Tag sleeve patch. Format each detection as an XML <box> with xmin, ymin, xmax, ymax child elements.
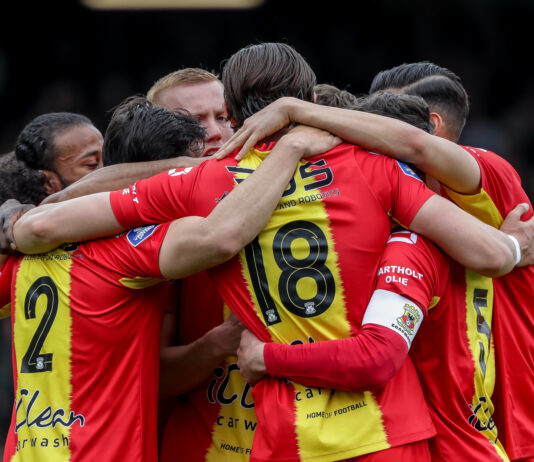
<box><xmin>126</xmin><ymin>225</ymin><xmax>159</xmax><ymax>247</ymax></box>
<box><xmin>362</xmin><ymin>289</ymin><xmax>424</xmax><ymax>348</ymax></box>
<box><xmin>396</xmin><ymin>161</ymin><xmax>423</xmax><ymax>182</ymax></box>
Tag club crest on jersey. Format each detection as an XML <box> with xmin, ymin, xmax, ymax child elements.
<box><xmin>396</xmin><ymin>161</ymin><xmax>422</xmax><ymax>182</ymax></box>
<box><xmin>304</xmin><ymin>301</ymin><xmax>317</xmax><ymax>315</ymax></box>
<box><xmin>265</xmin><ymin>309</ymin><xmax>278</xmax><ymax>323</ymax></box>
<box><xmin>396</xmin><ymin>304</ymin><xmax>421</xmax><ymax>335</ymax></box>
<box><xmin>126</xmin><ymin>225</ymin><xmax>159</xmax><ymax>247</ymax></box>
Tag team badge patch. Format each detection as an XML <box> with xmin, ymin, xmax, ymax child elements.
<box><xmin>126</xmin><ymin>225</ymin><xmax>159</xmax><ymax>247</ymax></box>
<box><xmin>396</xmin><ymin>161</ymin><xmax>422</xmax><ymax>182</ymax></box>
<box><xmin>396</xmin><ymin>304</ymin><xmax>422</xmax><ymax>336</ymax></box>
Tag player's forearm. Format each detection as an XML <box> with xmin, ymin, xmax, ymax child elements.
<box><xmin>263</xmin><ymin>324</ymin><xmax>408</xmax><ymax>392</ymax></box>
<box><xmin>41</xmin><ymin>157</ymin><xmax>204</xmax><ymax>204</ymax></box>
<box><xmin>159</xmin><ymin>330</ymin><xmax>230</xmax><ymax>397</ymax></box>
<box><xmin>285</xmin><ymin>98</ymin><xmax>481</xmax><ymax>194</ymax></box>
<box><xmin>409</xmin><ymin>195</ymin><xmax>516</xmax><ymax>277</ymax></box>
<box><xmin>13</xmin><ymin>192</ymin><xmax>124</xmax><ymax>254</ymax></box>
<box><xmin>206</xmin><ymin>139</ymin><xmax>302</xmax><ymax>252</ymax></box>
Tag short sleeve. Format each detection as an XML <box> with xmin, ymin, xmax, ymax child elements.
<box><xmin>94</xmin><ymin>222</ymin><xmax>172</xmax><ymax>281</ymax></box>
<box><xmin>110</xmin><ymin>165</ymin><xmax>200</xmax><ymax>229</ymax></box>
<box><xmin>374</xmin><ymin>228</ymin><xmax>449</xmax><ymax>315</ymax></box>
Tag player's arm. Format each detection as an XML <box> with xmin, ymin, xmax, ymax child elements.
<box><xmin>159</xmin><ymin>312</ymin><xmax>244</xmax><ymax>397</ymax></box>
<box><xmin>238</xmin><ymin>322</ymin><xmax>409</xmax><ymax>390</ymax></box>
<box><xmin>216</xmin><ymin>96</ymin><xmax>481</xmax><ymax>194</ymax></box>
<box><xmin>41</xmin><ymin>156</ymin><xmax>205</xmax><ymax>204</ymax></box>
<box><xmin>13</xmin><ymin>127</ymin><xmax>339</xmax><ymax>256</ymax></box>
<box><xmin>237</xmin><ymin>232</ymin><xmax>445</xmax><ymax>389</ymax></box>
<box><xmin>12</xmin><ymin>192</ymin><xmax>123</xmax><ymax>254</ymax></box>
<box><xmin>158</xmin><ymin>128</ymin><xmax>340</xmax><ymax>279</ymax></box>
<box><xmin>3</xmin><ymin>157</ymin><xmax>206</xmax><ymax>253</ymax></box>
<box><xmin>408</xmin><ymin>196</ymin><xmax>532</xmax><ymax>276</ymax></box>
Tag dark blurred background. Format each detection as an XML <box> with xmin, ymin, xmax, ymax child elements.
<box><xmin>1</xmin><ymin>0</ymin><xmax>533</xmax><ymax>452</ymax></box>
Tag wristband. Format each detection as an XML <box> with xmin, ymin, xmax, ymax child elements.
<box><xmin>507</xmin><ymin>234</ymin><xmax>521</xmax><ymax>266</ymax></box>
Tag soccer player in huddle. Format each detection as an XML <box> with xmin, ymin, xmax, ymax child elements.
<box><xmin>0</xmin><ymin>97</ymin><xmax>336</xmax><ymax>462</ymax></box>
<box><xmin>370</xmin><ymin>63</ymin><xmax>534</xmax><ymax>462</ymax></box>
<box><xmin>147</xmin><ymin>68</ymin><xmax>255</xmax><ymax>461</ymax></box>
<box><xmin>8</xmin><ymin>43</ymin><xmax>530</xmax><ymax>461</ymax></box>
<box><xmin>222</xmin><ymin>61</ymin><xmax>534</xmax><ymax>460</ymax></box>
<box><xmin>224</xmin><ymin>90</ymin><xmax>529</xmax><ymax>461</ymax></box>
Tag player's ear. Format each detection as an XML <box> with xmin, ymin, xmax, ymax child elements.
<box><xmin>313</xmin><ymin>92</ymin><xmax>317</xmax><ymax>103</ymax></box>
<box><xmin>429</xmin><ymin>112</ymin><xmax>444</xmax><ymax>137</ymax></box>
<box><xmin>40</xmin><ymin>170</ymin><xmax>62</xmax><ymax>195</ymax></box>
<box><xmin>223</xmin><ymin>102</ymin><xmax>238</xmax><ymax>131</ymax></box>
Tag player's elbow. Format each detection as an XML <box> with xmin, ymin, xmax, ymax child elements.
<box><xmin>475</xmin><ymin>247</ymin><xmax>514</xmax><ymax>277</ymax></box>
<box><xmin>14</xmin><ymin>214</ymin><xmax>59</xmax><ymax>253</ymax></box>
<box><xmin>346</xmin><ymin>355</ymin><xmax>401</xmax><ymax>392</ymax></box>
<box><xmin>214</xmin><ymin>220</ymin><xmax>253</xmax><ymax>258</ymax></box>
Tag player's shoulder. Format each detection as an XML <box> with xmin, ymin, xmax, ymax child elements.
<box><xmin>461</xmin><ymin>144</ymin><xmax>516</xmax><ymax>171</ymax></box>
<box><xmin>461</xmin><ymin>144</ymin><xmax>523</xmax><ymax>187</ymax></box>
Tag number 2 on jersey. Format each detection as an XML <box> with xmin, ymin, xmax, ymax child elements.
<box><xmin>21</xmin><ymin>276</ymin><xmax>58</xmax><ymax>373</ymax></box>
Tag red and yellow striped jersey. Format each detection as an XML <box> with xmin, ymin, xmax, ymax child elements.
<box><xmin>0</xmin><ymin>224</ymin><xmax>174</xmax><ymax>462</ymax></box>
<box><xmin>110</xmin><ymin>143</ymin><xmax>436</xmax><ymax>461</ymax></box>
<box><xmin>376</xmin><ymin>230</ymin><xmax>509</xmax><ymax>461</ymax></box>
<box><xmin>442</xmin><ymin>146</ymin><xmax>534</xmax><ymax>460</ymax></box>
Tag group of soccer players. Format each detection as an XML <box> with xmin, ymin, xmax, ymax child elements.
<box><xmin>1</xmin><ymin>41</ymin><xmax>533</xmax><ymax>462</ymax></box>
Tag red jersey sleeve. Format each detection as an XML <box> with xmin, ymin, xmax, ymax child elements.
<box><xmin>374</xmin><ymin>228</ymin><xmax>449</xmax><ymax>314</ymax></box>
<box><xmin>110</xmin><ymin>165</ymin><xmax>200</xmax><ymax>229</ymax></box>
<box><xmin>355</xmin><ymin>151</ymin><xmax>436</xmax><ymax>228</ymax></box>
<box><xmin>92</xmin><ymin>222</ymin><xmax>172</xmax><ymax>280</ymax></box>
<box><xmin>264</xmin><ymin>324</ymin><xmax>408</xmax><ymax>392</ymax></box>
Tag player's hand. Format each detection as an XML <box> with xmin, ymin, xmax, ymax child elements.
<box><xmin>237</xmin><ymin>329</ymin><xmax>267</xmax><ymax>386</ymax></box>
<box><xmin>500</xmin><ymin>202</ymin><xmax>534</xmax><ymax>267</ymax></box>
<box><xmin>0</xmin><ymin>199</ymin><xmax>35</xmax><ymax>253</ymax></box>
<box><xmin>277</xmin><ymin>125</ymin><xmax>341</xmax><ymax>159</ymax></box>
<box><xmin>215</xmin><ymin>97</ymin><xmax>296</xmax><ymax>161</ymax></box>
<box><xmin>211</xmin><ymin>312</ymin><xmax>245</xmax><ymax>358</ymax></box>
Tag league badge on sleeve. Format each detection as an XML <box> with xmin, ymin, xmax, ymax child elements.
<box><xmin>396</xmin><ymin>161</ymin><xmax>423</xmax><ymax>182</ymax></box>
<box><xmin>126</xmin><ymin>225</ymin><xmax>159</xmax><ymax>247</ymax></box>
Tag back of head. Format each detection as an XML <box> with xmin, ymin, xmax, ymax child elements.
<box><xmin>15</xmin><ymin>112</ymin><xmax>94</xmax><ymax>170</ymax></box>
<box><xmin>103</xmin><ymin>95</ymin><xmax>206</xmax><ymax>166</ymax></box>
<box><xmin>0</xmin><ymin>152</ymin><xmax>47</xmax><ymax>205</ymax></box>
<box><xmin>354</xmin><ymin>92</ymin><xmax>434</xmax><ymax>134</ymax></box>
<box><xmin>147</xmin><ymin>68</ymin><xmax>220</xmax><ymax>106</ymax></box>
<box><xmin>222</xmin><ymin>42</ymin><xmax>316</xmax><ymax>128</ymax></box>
<box><xmin>369</xmin><ymin>62</ymin><xmax>469</xmax><ymax>141</ymax></box>
<box><xmin>314</xmin><ymin>84</ymin><xmax>359</xmax><ymax>109</ymax></box>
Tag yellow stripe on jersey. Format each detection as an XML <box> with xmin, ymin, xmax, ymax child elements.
<box><xmin>294</xmin><ymin>387</ymin><xmax>389</xmax><ymax>461</ymax></box>
<box><xmin>119</xmin><ymin>276</ymin><xmax>163</xmax><ymax>289</ymax></box>
<box><xmin>207</xmin><ymin>304</ymin><xmax>256</xmax><ymax>462</ymax></box>
<box><xmin>237</xmin><ymin>150</ymin><xmax>389</xmax><ymax>459</ymax></box>
<box><xmin>12</xmin><ymin>249</ymin><xmax>74</xmax><ymax>461</ymax></box>
<box><xmin>444</xmin><ymin>187</ymin><xmax>504</xmax><ymax>228</ymax></box>
<box><xmin>464</xmin><ymin>270</ymin><xmax>507</xmax><ymax>457</ymax></box>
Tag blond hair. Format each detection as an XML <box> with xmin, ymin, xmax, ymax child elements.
<box><xmin>147</xmin><ymin>68</ymin><xmax>220</xmax><ymax>105</ymax></box>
